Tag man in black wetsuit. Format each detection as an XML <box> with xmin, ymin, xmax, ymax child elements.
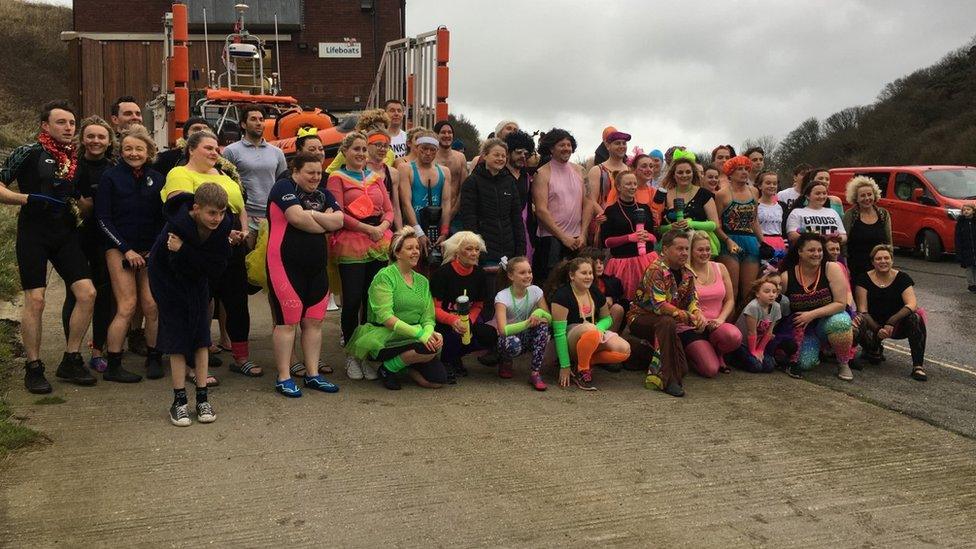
<box><xmin>0</xmin><ymin>101</ymin><xmax>98</xmax><ymax>393</ymax></box>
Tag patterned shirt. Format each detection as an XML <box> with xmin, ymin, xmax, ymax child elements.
<box><xmin>628</xmin><ymin>257</ymin><xmax>699</xmax><ymax>322</ymax></box>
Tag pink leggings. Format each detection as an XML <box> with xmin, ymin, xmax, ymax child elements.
<box><xmin>683</xmin><ymin>323</ymin><xmax>742</xmax><ymax>378</ymax></box>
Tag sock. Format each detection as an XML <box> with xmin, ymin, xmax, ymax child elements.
<box><xmin>195</xmin><ymin>387</ymin><xmax>208</xmax><ymax>404</ymax></box>
<box><xmin>173</xmin><ymin>388</ymin><xmax>188</xmax><ymax>406</ymax></box>
<box><xmin>591</xmin><ymin>350</ymin><xmax>629</xmax><ymax>365</ymax></box>
<box><xmin>382</xmin><ymin>355</ymin><xmax>407</xmax><ymax>373</ymax></box>
<box><xmin>575</xmin><ymin>330</ymin><xmax>601</xmax><ymax>373</ymax></box>
<box><xmin>230</xmin><ymin>341</ymin><xmax>249</xmax><ymax>364</ymax></box>
<box><xmin>106</xmin><ymin>351</ymin><xmax>123</xmax><ymax>368</ymax></box>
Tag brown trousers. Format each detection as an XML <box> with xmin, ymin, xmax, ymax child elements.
<box><xmin>628</xmin><ymin>313</ymin><xmax>688</xmax><ymax>386</ymax></box>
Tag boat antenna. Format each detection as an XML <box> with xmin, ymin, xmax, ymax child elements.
<box><xmin>203</xmin><ymin>7</ymin><xmax>211</xmax><ymax>88</ymax></box>
<box><xmin>274</xmin><ymin>11</ymin><xmax>282</xmax><ymax>93</ymax></box>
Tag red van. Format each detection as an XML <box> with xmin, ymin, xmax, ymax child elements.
<box><xmin>828</xmin><ymin>166</ymin><xmax>976</xmax><ymax>261</ymax></box>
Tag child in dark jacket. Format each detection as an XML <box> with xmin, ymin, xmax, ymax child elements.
<box><xmin>148</xmin><ymin>184</ymin><xmax>232</xmax><ymax>427</ymax></box>
<box><xmin>955</xmin><ymin>203</ymin><xmax>976</xmax><ymax>292</ymax></box>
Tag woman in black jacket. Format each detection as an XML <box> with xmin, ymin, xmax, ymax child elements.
<box><xmin>459</xmin><ymin>138</ymin><xmax>525</xmax><ymax>268</ymax></box>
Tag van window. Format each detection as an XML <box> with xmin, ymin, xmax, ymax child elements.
<box><xmin>925</xmin><ymin>168</ymin><xmax>976</xmax><ymax>199</ymax></box>
<box><xmin>894</xmin><ymin>173</ymin><xmax>926</xmax><ymax>201</ymax></box>
<box><xmin>854</xmin><ymin>172</ymin><xmax>890</xmax><ymax>197</ymax></box>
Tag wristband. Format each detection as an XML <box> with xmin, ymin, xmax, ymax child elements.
<box><xmin>553</xmin><ymin>320</ymin><xmax>571</xmax><ymax>369</ymax></box>
<box><xmin>419</xmin><ymin>324</ymin><xmax>435</xmax><ymax>343</ymax></box>
<box><xmin>439</xmin><ymin>225</ymin><xmax>449</xmax><ymax>237</ymax></box>
<box><xmin>393</xmin><ymin>319</ymin><xmax>423</xmax><ymax>339</ymax></box>
<box><xmin>595</xmin><ymin>315</ymin><xmax>612</xmax><ymax>333</ymax></box>
<box><xmin>530</xmin><ymin>309</ymin><xmax>552</xmax><ymax>323</ymax></box>
<box><xmin>503</xmin><ymin>318</ymin><xmax>529</xmax><ymax>336</ymax></box>
<box><xmin>413</xmin><ymin>224</ymin><xmax>424</xmax><ymax>238</ymax></box>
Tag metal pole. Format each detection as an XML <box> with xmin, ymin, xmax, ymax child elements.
<box><xmin>274</xmin><ymin>12</ymin><xmax>282</xmax><ymax>93</ymax></box>
<box><xmin>203</xmin><ymin>8</ymin><xmax>211</xmax><ymax>88</ymax></box>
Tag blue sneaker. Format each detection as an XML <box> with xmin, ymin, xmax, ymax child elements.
<box><xmin>275</xmin><ymin>378</ymin><xmax>303</xmax><ymax>398</ymax></box>
<box><xmin>304</xmin><ymin>375</ymin><xmax>339</xmax><ymax>393</ymax></box>
<box><xmin>89</xmin><ymin>356</ymin><xmax>108</xmax><ymax>373</ymax></box>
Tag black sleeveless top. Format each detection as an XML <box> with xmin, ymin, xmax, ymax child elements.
<box><xmin>784</xmin><ymin>264</ymin><xmax>834</xmax><ymax>313</ymax></box>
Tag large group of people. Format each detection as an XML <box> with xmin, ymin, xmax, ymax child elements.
<box><xmin>0</xmin><ymin>97</ymin><xmax>940</xmax><ymax>427</ymax></box>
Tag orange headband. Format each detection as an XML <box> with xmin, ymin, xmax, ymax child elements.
<box><xmin>368</xmin><ymin>133</ymin><xmax>391</xmax><ymax>145</ymax></box>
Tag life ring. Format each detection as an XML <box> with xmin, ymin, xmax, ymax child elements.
<box><xmin>271</xmin><ymin>108</ymin><xmax>334</xmax><ymax>140</ymax></box>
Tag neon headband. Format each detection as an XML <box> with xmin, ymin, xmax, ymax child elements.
<box><xmin>297</xmin><ymin>127</ymin><xmax>319</xmax><ymax>138</ymax></box>
<box><xmin>416</xmin><ymin>136</ymin><xmax>439</xmax><ymax>147</ymax></box>
<box><xmin>368</xmin><ymin>133</ymin><xmax>391</xmax><ymax>145</ymax></box>
<box><xmin>672</xmin><ymin>149</ymin><xmax>697</xmax><ymax>163</ymax></box>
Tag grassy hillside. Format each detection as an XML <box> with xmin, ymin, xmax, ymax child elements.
<box><xmin>0</xmin><ymin>0</ymin><xmax>71</xmax><ymax>148</ymax></box>
<box><xmin>775</xmin><ymin>38</ymin><xmax>976</xmax><ymax>170</ymax></box>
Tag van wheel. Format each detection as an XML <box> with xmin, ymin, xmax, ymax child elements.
<box><xmin>916</xmin><ymin>230</ymin><xmax>943</xmax><ymax>262</ymax></box>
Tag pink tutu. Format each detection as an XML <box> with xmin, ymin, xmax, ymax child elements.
<box><xmin>605</xmin><ymin>252</ymin><xmax>657</xmax><ymax>300</ymax></box>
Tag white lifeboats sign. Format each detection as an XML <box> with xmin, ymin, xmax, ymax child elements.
<box><xmin>319</xmin><ymin>42</ymin><xmax>362</xmax><ymax>58</ymax></box>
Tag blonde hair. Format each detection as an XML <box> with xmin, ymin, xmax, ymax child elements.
<box><xmin>440</xmin><ymin>231</ymin><xmax>486</xmax><ymax>265</ymax></box>
<box><xmin>845</xmin><ymin>175</ymin><xmax>881</xmax><ymax>205</ymax></box>
<box><xmin>76</xmin><ymin>115</ymin><xmax>118</xmax><ymax>158</ymax></box>
<box><xmin>479</xmin><ymin>137</ymin><xmax>507</xmax><ymax>157</ymax></box>
<box><xmin>690</xmin><ymin>230</ymin><xmax>711</xmax><ymax>249</ymax></box>
<box><xmin>407</xmin><ymin>127</ymin><xmax>431</xmax><ymax>145</ymax></box>
<box><xmin>355</xmin><ymin>109</ymin><xmax>390</xmax><ymax>133</ymax></box>
<box><xmin>119</xmin><ymin>124</ymin><xmax>158</xmax><ymax>164</ymax></box>
<box><xmin>340</xmin><ymin>131</ymin><xmax>368</xmax><ymax>152</ymax></box>
<box><xmin>389</xmin><ymin>226</ymin><xmax>418</xmax><ymax>263</ymax></box>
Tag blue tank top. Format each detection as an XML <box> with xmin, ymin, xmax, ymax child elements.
<box><xmin>410</xmin><ymin>161</ymin><xmax>444</xmax><ymax>220</ymax></box>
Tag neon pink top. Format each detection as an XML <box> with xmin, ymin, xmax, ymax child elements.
<box><xmin>537</xmin><ymin>160</ymin><xmax>583</xmax><ymax>238</ymax></box>
<box><xmin>696</xmin><ymin>262</ymin><xmax>726</xmax><ymax>320</ymax></box>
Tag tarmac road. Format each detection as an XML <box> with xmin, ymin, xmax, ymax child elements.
<box><xmin>1</xmin><ymin>262</ymin><xmax>975</xmax><ymax>547</ymax></box>
<box><xmin>802</xmin><ymin>253</ymin><xmax>976</xmax><ymax>439</ymax></box>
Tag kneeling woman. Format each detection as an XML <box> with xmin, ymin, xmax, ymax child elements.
<box><xmin>779</xmin><ymin>233</ymin><xmax>855</xmax><ymax>380</ymax></box>
<box><xmin>431</xmin><ymin>231</ymin><xmax>499</xmax><ymax>381</ymax></box>
<box><xmin>545</xmin><ymin>257</ymin><xmax>631</xmax><ymax>389</ymax></box>
<box><xmin>267</xmin><ymin>153</ymin><xmax>345</xmax><ymax>397</ymax></box>
<box><xmin>854</xmin><ymin>245</ymin><xmax>927</xmax><ymax>381</ymax></box>
<box><xmin>687</xmin><ymin>231</ymin><xmax>742</xmax><ymax>376</ymax></box>
<box><xmin>346</xmin><ymin>228</ymin><xmax>447</xmax><ymax>390</ymax></box>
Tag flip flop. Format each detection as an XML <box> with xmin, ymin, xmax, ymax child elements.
<box><xmin>186</xmin><ymin>371</ymin><xmax>220</xmax><ymax>387</ymax></box>
<box><xmin>230</xmin><ymin>360</ymin><xmax>264</xmax><ymax>377</ymax></box>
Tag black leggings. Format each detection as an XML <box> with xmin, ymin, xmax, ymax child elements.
<box><xmin>338</xmin><ymin>260</ymin><xmax>385</xmax><ymax>341</ymax></box>
<box><xmin>374</xmin><ymin>342</ymin><xmax>448</xmax><ymax>384</ymax></box>
<box><xmin>62</xmin><ymin>241</ymin><xmax>113</xmax><ymax>351</ymax></box>
<box><xmin>212</xmin><ymin>244</ymin><xmax>250</xmax><ymax>343</ymax></box>
<box><xmin>859</xmin><ymin>310</ymin><xmax>926</xmax><ymax>366</ymax></box>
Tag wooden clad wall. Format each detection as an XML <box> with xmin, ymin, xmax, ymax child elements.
<box><xmin>75</xmin><ymin>39</ymin><xmax>225</xmax><ymax>119</ymax></box>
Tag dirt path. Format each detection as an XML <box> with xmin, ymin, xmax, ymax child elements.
<box><xmin>2</xmin><ymin>282</ymin><xmax>975</xmax><ymax>547</ymax></box>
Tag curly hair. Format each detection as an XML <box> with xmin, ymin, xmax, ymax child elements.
<box><xmin>538</xmin><ymin>128</ymin><xmax>577</xmax><ymax>155</ymax></box>
<box><xmin>440</xmin><ymin>230</ymin><xmax>486</xmax><ymax>265</ymax></box>
<box><xmin>355</xmin><ymin>108</ymin><xmax>391</xmax><ymax>132</ymax></box>
<box><xmin>845</xmin><ymin>175</ymin><xmax>881</xmax><ymax>205</ymax></box>
<box><xmin>503</xmin><ymin>129</ymin><xmax>535</xmax><ymax>156</ymax></box>
<box><xmin>119</xmin><ymin>124</ymin><xmax>158</xmax><ymax>164</ymax></box>
<box><xmin>479</xmin><ymin>137</ymin><xmax>507</xmax><ymax>157</ymax></box>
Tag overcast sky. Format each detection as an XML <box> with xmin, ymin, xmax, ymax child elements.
<box><xmin>39</xmin><ymin>0</ymin><xmax>976</xmax><ymax>156</ymax></box>
<box><xmin>405</xmin><ymin>0</ymin><xmax>976</xmax><ymax>157</ymax></box>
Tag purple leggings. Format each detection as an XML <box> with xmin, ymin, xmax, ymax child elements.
<box><xmin>679</xmin><ymin>323</ymin><xmax>742</xmax><ymax>378</ymax></box>
<box><xmin>498</xmin><ymin>324</ymin><xmax>550</xmax><ymax>372</ymax></box>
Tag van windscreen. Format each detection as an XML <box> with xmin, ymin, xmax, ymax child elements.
<box><xmin>926</xmin><ymin>169</ymin><xmax>976</xmax><ymax>199</ymax></box>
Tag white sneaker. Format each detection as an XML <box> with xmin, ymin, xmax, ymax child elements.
<box><xmin>837</xmin><ymin>363</ymin><xmax>854</xmax><ymax>381</ymax></box>
<box><xmin>361</xmin><ymin>361</ymin><xmax>378</xmax><ymax>380</ymax></box>
<box><xmin>327</xmin><ymin>293</ymin><xmax>340</xmax><ymax>312</ymax></box>
<box><xmin>345</xmin><ymin>356</ymin><xmax>364</xmax><ymax>380</ymax></box>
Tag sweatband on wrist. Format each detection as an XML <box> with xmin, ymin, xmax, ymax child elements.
<box><xmin>553</xmin><ymin>320</ymin><xmax>571</xmax><ymax>369</ymax></box>
<box><xmin>393</xmin><ymin>320</ymin><xmax>423</xmax><ymax>339</ymax></box>
<box><xmin>531</xmin><ymin>309</ymin><xmax>552</xmax><ymax>322</ymax></box>
<box><xmin>503</xmin><ymin>319</ymin><xmax>529</xmax><ymax>336</ymax></box>
<box><xmin>439</xmin><ymin>225</ymin><xmax>449</xmax><ymax>237</ymax></box>
<box><xmin>419</xmin><ymin>324</ymin><xmax>435</xmax><ymax>343</ymax></box>
<box><xmin>595</xmin><ymin>316</ymin><xmax>612</xmax><ymax>333</ymax></box>
<box><xmin>413</xmin><ymin>224</ymin><xmax>424</xmax><ymax>238</ymax></box>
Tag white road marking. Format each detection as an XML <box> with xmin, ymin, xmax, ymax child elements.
<box><xmin>883</xmin><ymin>342</ymin><xmax>976</xmax><ymax>377</ymax></box>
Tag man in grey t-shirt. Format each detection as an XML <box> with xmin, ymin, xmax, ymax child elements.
<box><xmin>222</xmin><ymin>104</ymin><xmax>288</xmax><ymax>247</ymax></box>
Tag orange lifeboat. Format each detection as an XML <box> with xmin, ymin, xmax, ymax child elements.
<box><xmin>263</xmin><ymin>107</ymin><xmax>335</xmax><ymax>140</ymax></box>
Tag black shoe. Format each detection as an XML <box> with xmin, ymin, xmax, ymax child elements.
<box><xmin>127</xmin><ymin>328</ymin><xmax>148</xmax><ymax>356</ymax></box>
<box><xmin>208</xmin><ymin>354</ymin><xmax>223</xmax><ymax>369</ymax></box>
<box><xmin>377</xmin><ymin>365</ymin><xmax>401</xmax><ymax>390</ymax></box>
<box><xmin>663</xmin><ymin>379</ymin><xmax>685</xmax><ymax>397</ymax></box>
<box><xmin>56</xmin><ymin>352</ymin><xmax>97</xmax><ymax>386</ymax></box>
<box><xmin>476</xmin><ymin>351</ymin><xmax>500</xmax><ymax>366</ymax></box>
<box><xmin>104</xmin><ymin>354</ymin><xmax>142</xmax><ymax>383</ymax></box>
<box><xmin>849</xmin><ymin>357</ymin><xmax>863</xmax><ymax>371</ymax></box>
<box><xmin>452</xmin><ymin>359</ymin><xmax>469</xmax><ymax>377</ymax></box>
<box><xmin>145</xmin><ymin>351</ymin><xmax>164</xmax><ymax>380</ymax></box>
<box><xmin>787</xmin><ymin>363</ymin><xmax>803</xmax><ymax>379</ymax></box>
<box><xmin>24</xmin><ymin>360</ymin><xmax>52</xmax><ymax>394</ymax></box>
<box><xmin>968</xmin><ymin>285</ymin><xmax>976</xmax><ymax>293</ymax></box>
<box><xmin>444</xmin><ymin>366</ymin><xmax>458</xmax><ymax>385</ymax></box>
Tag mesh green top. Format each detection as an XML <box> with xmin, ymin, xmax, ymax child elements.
<box><xmin>346</xmin><ymin>263</ymin><xmax>435</xmax><ymax>360</ymax></box>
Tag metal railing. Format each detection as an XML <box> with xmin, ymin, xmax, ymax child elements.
<box><xmin>366</xmin><ymin>28</ymin><xmax>449</xmax><ymax>130</ymax></box>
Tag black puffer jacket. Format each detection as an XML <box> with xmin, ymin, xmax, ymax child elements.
<box><xmin>459</xmin><ymin>163</ymin><xmax>526</xmax><ymax>262</ymax></box>
<box><xmin>956</xmin><ymin>216</ymin><xmax>976</xmax><ymax>268</ymax></box>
